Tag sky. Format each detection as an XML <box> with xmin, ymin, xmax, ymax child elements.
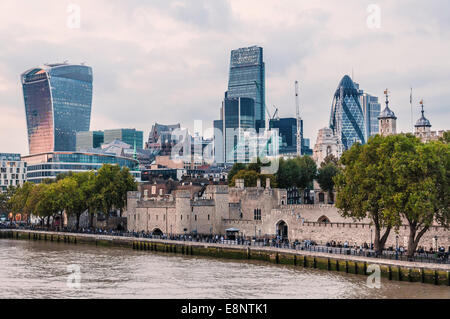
<box><xmin>0</xmin><ymin>0</ymin><xmax>449</xmax><ymax>155</ymax></box>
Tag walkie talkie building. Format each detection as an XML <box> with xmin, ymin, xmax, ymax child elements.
<box><xmin>21</xmin><ymin>63</ymin><xmax>93</xmax><ymax>154</ymax></box>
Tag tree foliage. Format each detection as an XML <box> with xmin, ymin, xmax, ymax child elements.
<box><xmin>276</xmin><ymin>156</ymin><xmax>317</xmax><ymax>190</ymax></box>
<box><xmin>335</xmin><ymin>134</ymin><xmax>450</xmax><ymax>256</ymax></box>
<box><xmin>5</xmin><ymin>164</ymin><xmax>137</xmax><ymax>230</ymax></box>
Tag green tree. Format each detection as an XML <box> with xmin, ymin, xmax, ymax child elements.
<box><xmin>231</xmin><ymin>170</ymin><xmax>259</xmax><ymax>187</ymax></box>
<box><xmin>0</xmin><ymin>186</ymin><xmax>17</xmax><ymax>217</ymax></box>
<box><xmin>384</xmin><ymin>138</ymin><xmax>450</xmax><ymax>258</ymax></box>
<box><xmin>295</xmin><ymin>156</ymin><xmax>317</xmax><ymax>190</ymax></box>
<box><xmin>91</xmin><ymin>165</ymin><xmax>137</xmax><ymax>228</ymax></box>
<box><xmin>9</xmin><ymin>182</ymin><xmax>34</xmax><ymax>223</ymax></box>
<box><xmin>317</xmin><ymin>163</ymin><xmax>339</xmax><ymax>204</ymax></box>
<box><xmin>439</xmin><ymin>131</ymin><xmax>450</xmax><ymax>144</ymax></box>
<box><xmin>334</xmin><ymin>135</ymin><xmax>398</xmax><ymax>254</ymax></box>
<box><xmin>228</xmin><ymin>163</ymin><xmax>247</xmax><ymax>185</ymax></box>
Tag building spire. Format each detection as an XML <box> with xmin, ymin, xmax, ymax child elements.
<box><xmin>384</xmin><ymin>88</ymin><xmax>389</xmax><ymax>108</ymax></box>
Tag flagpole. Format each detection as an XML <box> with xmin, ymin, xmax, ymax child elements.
<box><xmin>410</xmin><ymin>88</ymin><xmax>413</xmax><ymax>133</ymax></box>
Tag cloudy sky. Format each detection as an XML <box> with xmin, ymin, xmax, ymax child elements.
<box><xmin>0</xmin><ymin>0</ymin><xmax>449</xmax><ymax>154</ymax></box>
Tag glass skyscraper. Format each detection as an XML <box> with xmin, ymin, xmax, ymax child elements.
<box><xmin>21</xmin><ymin>63</ymin><xmax>93</xmax><ymax>154</ymax></box>
<box><xmin>214</xmin><ymin>97</ymin><xmax>256</xmax><ymax>164</ymax></box>
<box><xmin>360</xmin><ymin>93</ymin><xmax>381</xmax><ymax>140</ymax></box>
<box><xmin>226</xmin><ymin>46</ymin><xmax>265</xmax><ymax>129</ymax></box>
<box><xmin>329</xmin><ymin>75</ymin><xmax>366</xmax><ymax>150</ymax></box>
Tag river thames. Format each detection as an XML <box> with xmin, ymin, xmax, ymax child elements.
<box><xmin>0</xmin><ymin>239</ymin><xmax>448</xmax><ymax>299</ymax></box>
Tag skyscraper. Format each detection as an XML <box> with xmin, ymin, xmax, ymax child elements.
<box><xmin>226</xmin><ymin>46</ymin><xmax>265</xmax><ymax>129</ymax></box>
<box><xmin>360</xmin><ymin>93</ymin><xmax>381</xmax><ymax>140</ymax></box>
<box><xmin>214</xmin><ymin>97</ymin><xmax>256</xmax><ymax>164</ymax></box>
<box><xmin>329</xmin><ymin>75</ymin><xmax>366</xmax><ymax>150</ymax></box>
<box><xmin>21</xmin><ymin>63</ymin><xmax>93</xmax><ymax>154</ymax></box>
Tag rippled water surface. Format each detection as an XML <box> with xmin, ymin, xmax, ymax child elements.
<box><xmin>0</xmin><ymin>240</ymin><xmax>449</xmax><ymax>299</ymax></box>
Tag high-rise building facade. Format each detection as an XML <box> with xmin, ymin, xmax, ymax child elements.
<box><xmin>269</xmin><ymin>118</ymin><xmax>296</xmax><ymax>155</ymax></box>
<box><xmin>0</xmin><ymin>153</ymin><xmax>27</xmax><ymax>192</ymax></box>
<box><xmin>214</xmin><ymin>97</ymin><xmax>256</xmax><ymax>164</ymax></box>
<box><xmin>360</xmin><ymin>93</ymin><xmax>381</xmax><ymax>140</ymax></box>
<box><xmin>329</xmin><ymin>75</ymin><xmax>366</xmax><ymax>150</ymax></box>
<box><xmin>226</xmin><ymin>46</ymin><xmax>265</xmax><ymax>129</ymax></box>
<box><xmin>21</xmin><ymin>63</ymin><xmax>93</xmax><ymax>154</ymax></box>
<box><xmin>76</xmin><ymin>131</ymin><xmax>104</xmax><ymax>151</ymax></box>
<box><xmin>104</xmin><ymin>129</ymin><xmax>143</xmax><ymax>149</ymax></box>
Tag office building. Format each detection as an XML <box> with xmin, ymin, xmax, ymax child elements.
<box><xmin>214</xmin><ymin>97</ymin><xmax>256</xmax><ymax>164</ymax></box>
<box><xmin>360</xmin><ymin>93</ymin><xmax>381</xmax><ymax>140</ymax></box>
<box><xmin>0</xmin><ymin>153</ymin><xmax>27</xmax><ymax>192</ymax></box>
<box><xmin>76</xmin><ymin>131</ymin><xmax>104</xmax><ymax>151</ymax></box>
<box><xmin>226</xmin><ymin>46</ymin><xmax>265</xmax><ymax>129</ymax></box>
<box><xmin>23</xmin><ymin>151</ymin><xmax>141</xmax><ymax>184</ymax></box>
<box><xmin>104</xmin><ymin>129</ymin><xmax>143</xmax><ymax>150</ymax></box>
<box><xmin>21</xmin><ymin>63</ymin><xmax>93</xmax><ymax>154</ymax></box>
<box><xmin>329</xmin><ymin>75</ymin><xmax>366</xmax><ymax>150</ymax></box>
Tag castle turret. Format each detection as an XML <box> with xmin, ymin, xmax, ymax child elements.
<box><xmin>378</xmin><ymin>89</ymin><xmax>397</xmax><ymax>136</ymax></box>
<box><xmin>414</xmin><ymin>100</ymin><xmax>432</xmax><ymax>137</ymax></box>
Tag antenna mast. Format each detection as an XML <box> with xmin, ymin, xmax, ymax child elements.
<box><xmin>295</xmin><ymin>81</ymin><xmax>303</xmax><ymax>157</ymax></box>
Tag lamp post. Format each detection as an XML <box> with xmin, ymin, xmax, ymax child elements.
<box><xmin>395</xmin><ymin>235</ymin><xmax>399</xmax><ymax>260</ymax></box>
<box><xmin>434</xmin><ymin>236</ymin><xmax>438</xmax><ymax>251</ymax></box>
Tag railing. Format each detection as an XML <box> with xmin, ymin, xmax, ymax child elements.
<box><xmin>1</xmin><ymin>225</ymin><xmax>448</xmax><ymax>265</ymax></box>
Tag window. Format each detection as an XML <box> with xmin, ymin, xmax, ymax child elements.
<box><xmin>195</xmin><ymin>215</ymin><xmax>197</xmax><ymax>221</ymax></box>
<box><xmin>254</xmin><ymin>209</ymin><xmax>261</xmax><ymax>221</ymax></box>
<box><xmin>208</xmin><ymin>215</ymin><xmax>210</xmax><ymax>221</ymax></box>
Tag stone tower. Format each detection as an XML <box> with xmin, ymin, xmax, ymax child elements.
<box><xmin>414</xmin><ymin>100</ymin><xmax>432</xmax><ymax>142</ymax></box>
<box><xmin>378</xmin><ymin>89</ymin><xmax>397</xmax><ymax>136</ymax></box>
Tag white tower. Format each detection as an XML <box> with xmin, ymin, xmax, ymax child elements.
<box><xmin>378</xmin><ymin>89</ymin><xmax>397</xmax><ymax>136</ymax></box>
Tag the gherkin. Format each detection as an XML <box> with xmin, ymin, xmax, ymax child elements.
<box><xmin>329</xmin><ymin>75</ymin><xmax>366</xmax><ymax>150</ymax></box>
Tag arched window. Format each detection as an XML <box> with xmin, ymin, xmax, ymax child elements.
<box><xmin>318</xmin><ymin>215</ymin><xmax>331</xmax><ymax>223</ymax></box>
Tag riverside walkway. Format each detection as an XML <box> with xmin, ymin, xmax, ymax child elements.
<box><xmin>2</xmin><ymin>229</ymin><xmax>450</xmax><ymax>280</ymax></box>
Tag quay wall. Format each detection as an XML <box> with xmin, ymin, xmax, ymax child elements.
<box><xmin>1</xmin><ymin>229</ymin><xmax>449</xmax><ymax>287</ymax></box>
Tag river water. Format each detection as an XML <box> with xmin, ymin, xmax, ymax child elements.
<box><xmin>0</xmin><ymin>239</ymin><xmax>448</xmax><ymax>299</ymax></box>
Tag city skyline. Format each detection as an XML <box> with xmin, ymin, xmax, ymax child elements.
<box><xmin>1</xmin><ymin>0</ymin><xmax>450</xmax><ymax>155</ymax></box>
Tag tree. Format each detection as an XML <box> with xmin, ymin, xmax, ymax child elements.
<box><xmin>439</xmin><ymin>131</ymin><xmax>450</xmax><ymax>144</ymax></box>
<box><xmin>0</xmin><ymin>186</ymin><xmax>17</xmax><ymax>217</ymax></box>
<box><xmin>231</xmin><ymin>170</ymin><xmax>259</xmax><ymax>187</ymax></box>
<box><xmin>334</xmin><ymin>135</ymin><xmax>398</xmax><ymax>254</ymax></box>
<box><xmin>317</xmin><ymin>163</ymin><xmax>339</xmax><ymax>204</ymax></box>
<box><xmin>228</xmin><ymin>163</ymin><xmax>247</xmax><ymax>185</ymax></box>
<box><xmin>9</xmin><ymin>182</ymin><xmax>34</xmax><ymax>222</ymax></box>
<box><xmin>116</xmin><ymin>167</ymin><xmax>138</xmax><ymax>217</ymax></box>
<box><xmin>90</xmin><ymin>165</ymin><xmax>138</xmax><ymax>228</ymax></box>
<box><xmin>384</xmin><ymin>138</ymin><xmax>450</xmax><ymax>258</ymax></box>
<box><xmin>295</xmin><ymin>156</ymin><xmax>317</xmax><ymax>190</ymax></box>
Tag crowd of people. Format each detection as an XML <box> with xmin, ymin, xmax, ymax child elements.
<box><xmin>1</xmin><ymin>221</ymin><xmax>448</xmax><ymax>263</ymax></box>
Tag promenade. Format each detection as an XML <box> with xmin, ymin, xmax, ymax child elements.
<box><xmin>1</xmin><ymin>228</ymin><xmax>449</xmax><ymax>286</ymax></box>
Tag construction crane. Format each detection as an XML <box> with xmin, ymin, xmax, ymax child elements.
<box><xmin>295</xmin><ymin>81</ymin><xmax>303</xmax><ymax>157</ymax></box>
<box><xmin>265</xmin><ymin>105</ymin><xmax>279</xmax><ymax>121</ymax></box>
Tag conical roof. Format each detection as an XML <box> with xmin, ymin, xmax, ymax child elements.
<box><xmin>415</xmin><ymin>111</ymin><xmax>431</xmax><ymax>127</ymax></box>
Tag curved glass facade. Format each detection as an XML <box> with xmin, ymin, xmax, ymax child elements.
<box><xmin>24</xmin><ymin>152</ymin><xmax>140</xmax><ymax>184</ymax></box>
<box><xmin>21</xmin><ymin>64</ymin><xmax>93</xmax><ymax>154</ymax></box>
<box><xmin>329</xmin><ymin>75</ymin><xmax>366</xmax><ymax>150</ymax></box>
